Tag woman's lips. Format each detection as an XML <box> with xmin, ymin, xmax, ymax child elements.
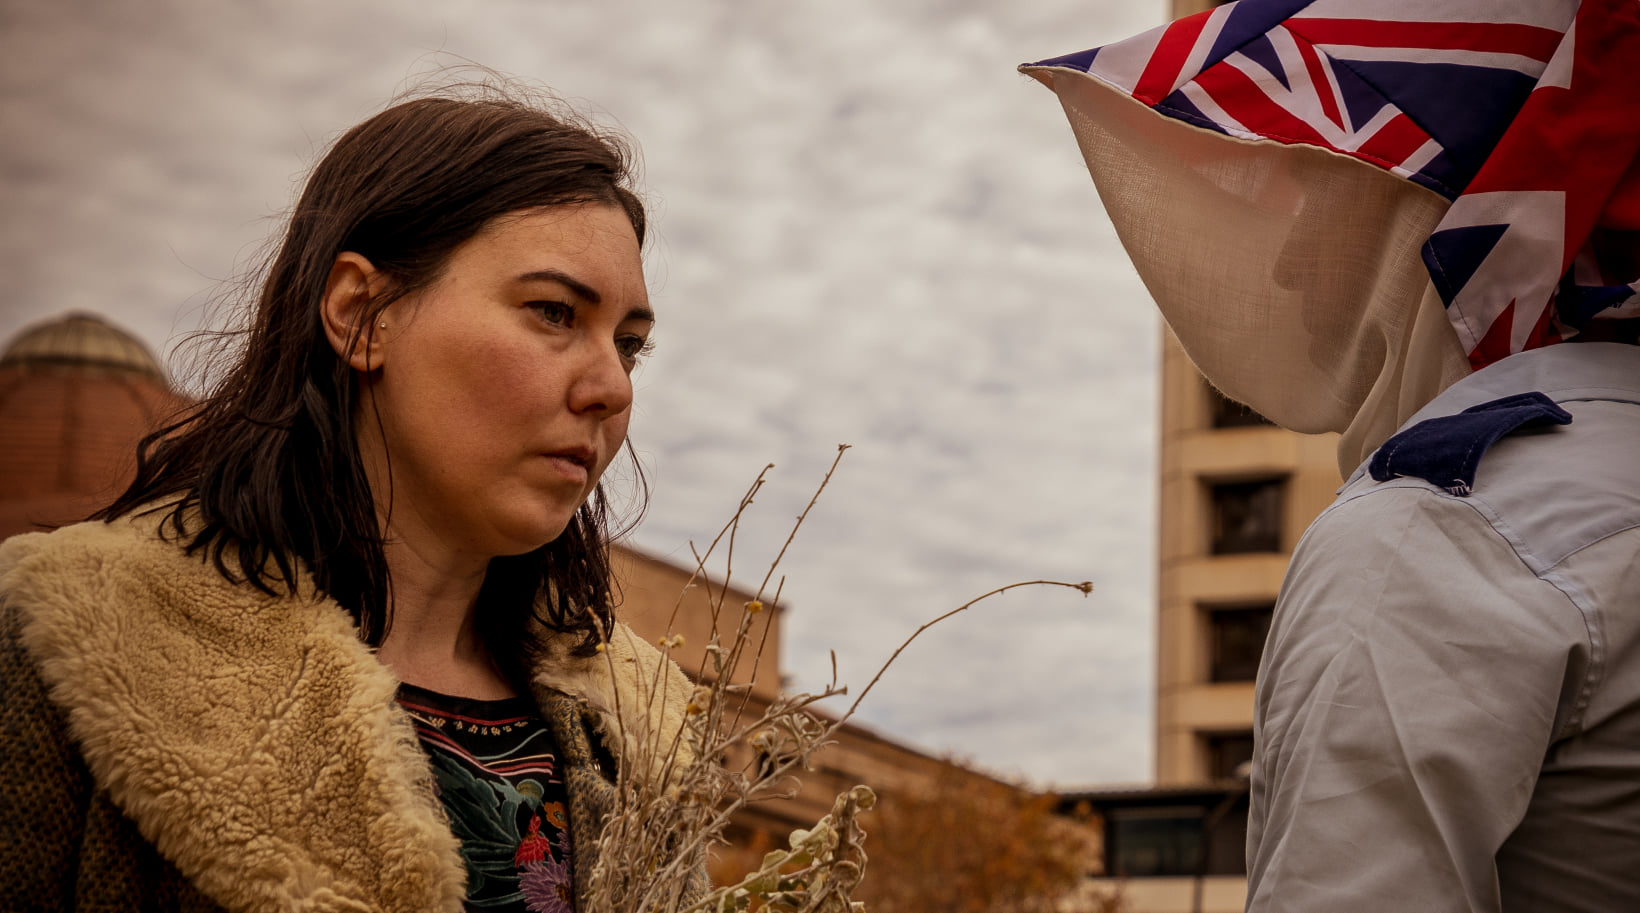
<box><xmin>541</xmin><ymin>446</ymin><xmax>595</xmax><ymax>484</ymax></box>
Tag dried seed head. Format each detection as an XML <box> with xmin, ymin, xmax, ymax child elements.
<box><xmin>745</xmin><ymin>599</ymin><xmax>764</xmax><ymax>614</ymax></box>
<box><xmin>848</xmin><ymin>785</ymin><xmax>877</xmax><ymax>810</ymax></box>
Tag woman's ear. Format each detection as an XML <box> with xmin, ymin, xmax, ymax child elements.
<box><xmin>321</xmin><ymin>252</ymin><xmax>386</xmax><ymax>371</ymax></box>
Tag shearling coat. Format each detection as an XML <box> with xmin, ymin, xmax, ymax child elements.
<box><xmin>0</xmin><ymin>513</ymin><xmax>699</xmax><ymax>913</ymax></box>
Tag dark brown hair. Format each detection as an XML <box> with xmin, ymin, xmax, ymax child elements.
<box><xmin>99</xmin><ymin>88</ymin><xmax>647</xmax><ymax>684</ymax></box>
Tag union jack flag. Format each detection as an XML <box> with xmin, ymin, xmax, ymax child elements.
<box><xmin>1025</xmin><ymin>0</ymin><xmax>1640</xmax><ymax>371</ymax></box>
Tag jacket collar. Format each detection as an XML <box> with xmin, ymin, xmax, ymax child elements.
<box><xmin>0</xmin><ymin>513</ymin><xmax>691</xmax><ymax>913</ymax></box>
<box><xmin>1400</xmin><ymin>341</ymin><xmax>1640</xmax><ymax>425</ymax></box>
<box><xmin>1344</xmin><ymin>342</ymin><xmax>1640</xmax><ymax>485</ymax></box>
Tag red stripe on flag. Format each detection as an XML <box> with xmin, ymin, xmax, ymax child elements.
<box><xmin>1524</xmin><ymin>293</ymin><xmax>1563</xmax><ymax>351</ymax></box>
<box><xmin>1469</xmin><ymin>300</ymin><xmax>1518</xmax><ymax>370</ymax></box>
<box><xmin>1289</xmin><ymin>19</ymin><xmax>1564</xmax><ymax>61</ymax></box>
<box><xmin>1600</xmin><ymin>153</ymin><xmax>1640</xmax><ymax>231</ymax></box>
<box><xmin>1290</xmin><ymin>31</ymin><xmax>1344</xmax><ymax>130</ymax></box>
<box><xmin>1194</xmin><ymin>62</ymin><xmax>1334</xmax><ymax>148</ymax></box>
<box><xmin>1134</xmin><ymin>9</ymin><xmax>1214</xmax><ymax>105</ymax></box>
<box><xmin>1354</xmin><ymin>112</ymin><xmax>1432</xmax><ymax>170</ymax></box>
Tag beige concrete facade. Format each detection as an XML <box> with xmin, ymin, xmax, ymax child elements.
<box><xmin>610</xmin><ymin>546</ymin><xmax>783</xmax><ymax>702</ymax></box>
<box><xmin>1156</xmin><ymin>328</ymin><xmax>1339</xmax><ymax>784</ymax></box>
<box><xmin>1081</xmin><ymin>876</ymin><xmax>1247</xmax><ymax>913</ymax></box>
<box><xmin>610</xmin><ymin>545</ymin><xmax>1037</xmax><ymax>842</ymax></box>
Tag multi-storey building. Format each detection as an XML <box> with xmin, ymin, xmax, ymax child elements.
<box><xmin>1067</xmin><ymin>326</ymin><xmax>1338</xmax><ymax>913</ymax></box>
<box><xmin>1155</xmin><ymin>329</ymin><xmax>1340</xmax><ymax>787</ymax></box>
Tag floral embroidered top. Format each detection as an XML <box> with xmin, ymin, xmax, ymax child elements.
<box><xmin>398</xmin><ymin>684</ymin><xmax>576</xmax><ymax>913</ymax></box>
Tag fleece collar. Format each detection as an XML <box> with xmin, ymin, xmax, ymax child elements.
<box><xmin>0</xmin><ymin>514</ymin><xmax>693</xmax><ymax>913</ymax></box>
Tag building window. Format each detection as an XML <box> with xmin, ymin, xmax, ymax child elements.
<box><xmin>1105</xmin><ymin>806</ymin><xmax>1206</xmax><ymax>877</ymax></box>
<box><xmin>1207</xmin><ymin>385</ymin><xmax>1273</xmax><ymax>429</ymax></box>
<box><xmin>1203</xmin><ymin>796</ymin><xmax>1250</xmax><ymax>877</ymax></box>
<box><xmin>1208</xmin><ymin>603</ymin><xmax>1273</xmax><ymax>682</ymax></box>
<box><xmin>1205</xmin><ymin>732</ymin><xmax>1256</xmax><ymax>782</ymax></box>
<box><xmin>1099</xmin><ymin>794</ymin><xmax>1251</xmax><ymax>878</ymax></box>
<box><xmin>1209</xmin><ymin>477</ymin><xmax>1286</xmax><ymax>554</ymax></box>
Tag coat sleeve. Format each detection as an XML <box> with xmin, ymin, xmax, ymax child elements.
<box><xmin>0</xmin><ymin>595</ymin><xmax>93</xmax><ymax>909</ymax></box>
<box><xmin>542</xmin><ymin>691</ymin><xmax>710</xmax><ymax>910</ymax></box>
<box><xmin>1</xmin><ymin>597</ymin><xmax>224</xmax><ymax>913</ymax></box>
<box><xmin>1246</xmin><ymin>487</ymin><xmax>1591</xmax><ymax>913</ymax></box>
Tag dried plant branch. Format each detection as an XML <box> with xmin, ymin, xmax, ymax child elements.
<box><xmin>842</xmin><ymin>578</ymin><xmax>1094</xmax><ymax>722</ymax></box>
<box><xmin>755</xmin><ymin>445</ymin><xmax>850</xmax><ymax>599</ymax></box>
<box><xmin>583</xmin><ymin>447</ymin><xmax>1094</xmax><ymax>913</ymax></box>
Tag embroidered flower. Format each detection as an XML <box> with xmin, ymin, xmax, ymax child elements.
<box><xmin>521</xmin><ymin>858</ymin><xmax>574</xmax><ymax>913</ymax></box>
<box><xmin>542</xmin><ymin>800</ymin><xmax>569</xmax><ymax>830</ymax></box>
<box><xmin>514</xmin><ymin>813</ymin><xmax>552</xmax><ymax>867</ymax></box>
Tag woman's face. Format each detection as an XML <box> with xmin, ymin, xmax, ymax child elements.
<box><xmin>357</xmin><ymin>203</ymin><xmax>651</xmax><ymax>561</ymax></box>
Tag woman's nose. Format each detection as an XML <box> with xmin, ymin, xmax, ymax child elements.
<box><xmin>567</xmin><ymin>342</ymin><xmax>633</xmax><ymax>416</ymax></box>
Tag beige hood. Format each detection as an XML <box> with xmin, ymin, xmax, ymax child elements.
<box><xmin>1024</xmin><ymin>65</ymin><xmax>1473</xmax><ymax>475</ymax></box>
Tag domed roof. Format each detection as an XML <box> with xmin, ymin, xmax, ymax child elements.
<box><xmin>0</xmin><ymin>311</ymin><xmax>166</xmax><ymax>382</ymax></box>
<box><xmin>0</xmin><ymin>312</ymin><xmax>184</xmax><ymax>538</ymax></box>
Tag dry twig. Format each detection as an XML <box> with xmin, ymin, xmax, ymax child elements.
<box><xmin>583</xmin><ymin>446</ymin><xmax>1093</xmax><ymax>913</ymax></box>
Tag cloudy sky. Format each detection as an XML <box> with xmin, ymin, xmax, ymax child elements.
<box><xmin>0</xmin><ymin>0</ymin><xmax>1167</xmax><ymax>787</ymax></box>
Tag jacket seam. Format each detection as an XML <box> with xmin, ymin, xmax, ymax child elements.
<box><xmin>1323</xmin><ymin>482</ymin><xmax>1604</xmax><ymax>740</ymax></box>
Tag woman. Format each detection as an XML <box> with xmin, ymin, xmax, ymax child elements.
<box><xmin>0</xmin><ymin>88</ymin><xmax>700</xmax><ymax>912</ymax></box>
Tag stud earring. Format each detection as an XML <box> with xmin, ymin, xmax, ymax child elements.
<box><xmin>378</xmin><ymin>321</ymin><xmax>387</xmax><ymax>329</ymax></box>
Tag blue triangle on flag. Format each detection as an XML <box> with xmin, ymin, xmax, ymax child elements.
<box><xmin>1236</xmin><ymin>32</ymin><xmax>1290</xmax><ymax>90</ymax></box>
<box><xmin>1405</xmin><ymin>148</ymin><xmax>1464</xmax><ymax>200</ymax></box>
<box><xmin>1557</xmin><ymin>280</ymin><xmax>1639</xmax><ymax>329</ymax></box>
<box><xmin>1328</xmin><ymin>63</ymin><xmax>1393</xmax><ymax>147</ymax></box>
<box><xmin>1423</xmin><ymin>223</ymin><xmax>1509</xmax><ymax>308</ymax></box>
<box><xmin>1337</xmin><ymin>60</ymin><xmax>1537</xmax><ymax>193</ymax></box>
<box><xmin>1026</xmin><ymin>47</ymin><xmax>1100</xmax><ymax>72</ymax></box>
<box><xmin>1156</xmin><ymin>90</ymin><xmax>1231</xmax><ymax>135</ymax></box>
<box><xmin>1206</xmin><ymin>0</ymin><xmax>1319</xmax><ymax>70</ymax></box>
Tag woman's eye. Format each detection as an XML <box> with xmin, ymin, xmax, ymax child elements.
<box><xmin>616</xmin><ymin>335</ymin><xmax>655</xmax><ymax>361</ymax></box>
<box><xmin>528</xmin><ymin>301</ymin><xmax>573</xmax><ymax>327</ymax></box>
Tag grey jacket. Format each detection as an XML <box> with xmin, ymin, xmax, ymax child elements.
<box><xmin>1248</xmin><ymin>342</ymin><xmax>1640</xmax><ymax>912</ymax></box>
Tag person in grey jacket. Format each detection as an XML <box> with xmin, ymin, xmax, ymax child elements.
<box><xmin>1247</xmin><ymin>341</ymin><xmax>1640</xmax><ymax>911</ymax></box>
<box><xmin>1025</xmin><ymin>9</ymin><xmax>1640</xmax><ymax>906</ymax></box>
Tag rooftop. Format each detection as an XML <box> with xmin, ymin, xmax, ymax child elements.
<box><xmin>0</xmin><ymin>311</ymin><xmax>166</xmax><ymax>382</ymax></box>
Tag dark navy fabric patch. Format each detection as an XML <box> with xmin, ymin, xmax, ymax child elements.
<box><xmin>1369</xmin><ymin>392</ymin><xmax>1573</xmax><ymax>496</ymax></box>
